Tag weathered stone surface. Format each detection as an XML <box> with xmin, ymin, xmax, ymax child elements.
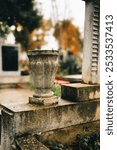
<box><xmin>82</xmin><ymin>0</ymin><xmax>100</xmax><ymax>84</ymax></box>
<box><xmin>29</xmin><ymin>96</ymin><xmax>59</xmax><ymax>105</ymax></box>
<box><xmin>0</xmin><ymin>76</ymin><xmax>29</xmax><ymax>85</ymax></box>
<box><xmin>1</xmin><ymin>99</ymin><xmax>99</xmax><ymax>150</ymax></box>
<box><xmin>1</xmin><ymin>109</ymin><xmax>14</xmax><ymax>150</ymax></box>
<box><xmin>0</xmin><ymin>88</ymin><xmax>33</xmax><ymax>106</ymax></box>
<box><xmin>61</xmin><ymin>83</ymin><xmax>100</xmax><ymax>101</ymax></box>
<box><xmin>61</xmin><ymin>75</ymin><xmax>82</xmax><ymax>83</ymax></box>
<box><xmin>16</xmin><ymin>135</ymin><xmax>49</xmax><ymax>150</ymax></box>
<box><xmin>39</xmin><ymin>121</ymin><xmax>100</xmax><ymax>144</ymax></box>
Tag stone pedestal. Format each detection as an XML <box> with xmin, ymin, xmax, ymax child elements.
<box><xmin>1</xmin><ymin>99</ymin><xmax>99</xmax><ymax>150</ymax></box>
<box><xmin>29</xmin><ymin>95</ymin><xmax>59</xmax><ymax>105</ymax></box>
<box><xmin>61</xmin><ymin>83</ymin><xmax>100</xmax><ymax>101</ymax></box>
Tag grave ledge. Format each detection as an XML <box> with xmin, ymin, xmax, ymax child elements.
<box><xmin>1</xmin><ymin>99</ymin><xmax>99</xmax><ymax>149</ymax></box>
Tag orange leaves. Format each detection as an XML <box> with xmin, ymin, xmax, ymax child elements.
<box><xmin>54</xmin><ymin>20</ymin><xmax>82</xmax><ymax>53</ymax></box>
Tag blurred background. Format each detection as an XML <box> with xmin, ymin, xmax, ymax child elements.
<box><xmin>0</xmin><ymin>0</ymin><xmax>85</xmax><ymax>78</ymax></box>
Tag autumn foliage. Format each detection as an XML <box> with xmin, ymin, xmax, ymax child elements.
<box><xmin>54</xmin><ymin>20</ymin><xmax>82</xmax><ymax>54</ymax></box>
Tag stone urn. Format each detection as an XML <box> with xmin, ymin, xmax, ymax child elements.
<box><xmin>28</xmin><ymin>49</ymin><xmax>59</xmax><ymax>105</ymax></box>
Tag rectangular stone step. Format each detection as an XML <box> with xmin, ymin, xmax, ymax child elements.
<box><xmin>61</xmin><ymin>83</ymin><xmax>100</xmax><ymax>101</ymax></box>
<box><xmin>61</xmin><ymin>74</ymin><xmax>82</xmax><ymax>83</ymax></box>
<box><xmin>15</xmin><ymin>135</ymin><xmax>49</xmax><ymax>150</ymax></box>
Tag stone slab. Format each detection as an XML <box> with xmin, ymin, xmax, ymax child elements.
<box><xmin>0</xmin><ymin>76</ymin><xmax>29</xmax><ymax>84</ymax></box>
<box><xmin>0</xmin><ymin>76</ymin><xmax>30</xmax><ymax>89</ymax></box>
<box><xmin>39</xmin><ymin>121</ymin><xmax>100</xmax><ymax>144</ymax></box>
<box><xmin>15</xmin><ymin>135</ymin><xmax>49</xmax><ymax>150</ymax></box>
<box><xmin>61</xmin><ymin>74</ymin><xmax>82</xmax><ymax>83</ymax></box>
<box><xmin>1</xmin><ymin>99</ymin><xmax>100</xmax><ymax>150</ymax></box>
<box><xmin>29</xmin><ymin>96</ymin><xmax>59</xmax><ymax>106</ymax></box>
<box><xmin>0</xmin><ymin>88</ymin><xmax>32</xmax><ymax>105</ymax></box>
<box><xmin>61</xmin><ymin>83</ymin><xmax>100</xmax><ymax>101</ymax></box>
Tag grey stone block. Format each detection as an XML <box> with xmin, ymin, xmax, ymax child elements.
<box><xmin>61</xmin><ymin>83</ymin><xmax>100</xmax><ymax>101</ymax></box>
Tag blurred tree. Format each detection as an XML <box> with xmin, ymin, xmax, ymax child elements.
<box><xmin>54</xmin><ymin>20</ymin><xmax>83</xmax><ymax>54</ymax></box>
<box><xmin>54</xmin><ymin>20</ymin><xmax>83</xmax><ymax>74</ymax></box>
<box><xmin>0</xmin><ymin>22</ymin><xmax>10</xmax><ymax>38</ymax></box>
<box><xmin>0</xmin><ymin>0</ymin><xmax>42</xmax><ymax>50</ymax></box>
<box><xmin>27</xmin><ymin>19</ymin><xmax>53</xmax><ymax>50</ymax></box>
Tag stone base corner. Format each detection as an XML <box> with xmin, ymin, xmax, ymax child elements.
<box><xmin>29</xmin><ymin>96</ymin><xmax>59</xmax><ymax>106</ymax></box>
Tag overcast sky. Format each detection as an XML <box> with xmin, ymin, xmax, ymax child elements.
<box><xmin>36</xmin><ymin>0</ymin><xmax>85</xmax><ymax>35</ymax></box>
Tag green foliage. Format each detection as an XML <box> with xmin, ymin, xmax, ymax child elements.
<box><xmin>0</xmin><ymin>22</ymin><xmax>10</xmax><ymax>38</ymax></box>
<box><xmin>0</xmin><ymin>0</ymin><xmax>42</xmax><ymax>50</ymax></box>
<box><xmin>0</xmin><ymin>0</ymin><xmax>42</xmax><ymax>32</ymax></box>
<box><xmin>14</xmin><ymin>27</ymin><xmax>29</xmax><ymax>50</ymax></box>
<box><xmin>54</xmin><ymin>20</ymin><xmax>82</xmax><ymax>51</ymax></box>
<box><xmin>52</xmin><ymin>84</ymin><xmax>61</xmax><ymax>97</ymax></box>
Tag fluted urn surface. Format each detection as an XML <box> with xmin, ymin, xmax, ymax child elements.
<box><xmin>28</xmin><ymin>50</ymin><xmax>59</xmax><ymax>103</ymax></box>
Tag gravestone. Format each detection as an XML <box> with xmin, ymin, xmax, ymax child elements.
<box><xmin>0</xmin><ymin>44</ymin><xmax>30</xmax><ymax>87</ymax></box>
<box><xmin>61</xmin><ymin>0</ymin><xmax>100</xmax><ymax>101</ymax></box>
<box><xmin>0</xmin><ymin>44</ymin><xmax>20</xmax><ymax>76</ymax></box>
<box><xmin>82</xmin><ymin>0</ymin><xmax>100</xmax><ymax>84</ymax></box>
<box><xmin>2</xmin><ymin>46</ymin><xmax>18</xmax><ymax>71</ymax></box>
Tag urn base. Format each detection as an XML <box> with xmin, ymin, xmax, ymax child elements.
<box><xmin>29</xmin><ymin>96</ymin><xmax>59</xmax><ymax>105</ymax></box>
<box><xmin>34</xmin><ymin>88</ymin><xmax>54</xmax><ymax>98</ymax></box>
